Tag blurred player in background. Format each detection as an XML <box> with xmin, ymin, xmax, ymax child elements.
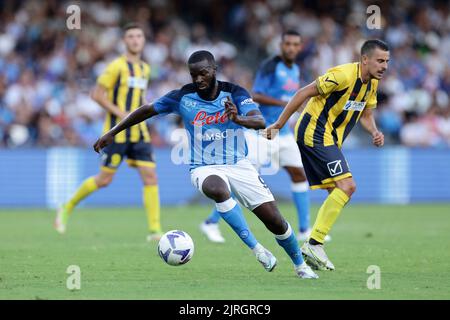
<box><xmin>265</xmin><ymin>39</ymin><xmax>388</xmax><ymax>271</ymax></box>
<box><xmin>55</xmin><ymin>23</ymin><xmax>163</xmax><ymax>241</ymax></box>
<box><xmin>200</xmin><ymin>30</ymin><xmax>330</xmax><ymax>243</ymax></box>
<box><xmin>94</xmin><ymin>50</ymin><xmax>318</xmax><ymax>279</ymax></box>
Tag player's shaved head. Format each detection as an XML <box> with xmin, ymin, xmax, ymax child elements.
<box><xmin>188</xmin><ymin>50</ymin><xmax>216</xmax><ymax>66</ymax></box>
<box><xmin>361</xmin><ymin>39</ymin><xmax>389</xmax><ymax>57</ymax></box>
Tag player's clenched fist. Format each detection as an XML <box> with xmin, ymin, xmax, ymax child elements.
<box><xmin>372</xmin><ymin>130</ymin><xmax>384</xmax><ymax>147</ymax></box>
<box><xmin>263</xmin><ymin>122</ymin><xmax>281</xmax><ymax>140</ymax></box>
<box><xmin>93</xmin><ymin>132</ymin><xmax>114</xmax><ymax>153</ymax></box>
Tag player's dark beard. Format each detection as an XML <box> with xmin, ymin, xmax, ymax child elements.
<box><xmin>196</xmin><ymin>76</ymin><xmax>217</xmax><ymax>100</ymax></box>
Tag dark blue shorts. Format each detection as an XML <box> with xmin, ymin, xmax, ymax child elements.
<box><xmin>100</xmin><ymin>141</ymin><xmax>155</xmax><ymax>172</ymax></box>
<box><xmin>297</xmin><ymin>141</ymin><xmax>352</xmax><ymax>190</ymax></box>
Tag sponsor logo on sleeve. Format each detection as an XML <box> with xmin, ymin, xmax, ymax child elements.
<box><xmin>240</xmin><ymin>98</ymin><xmax>255</xmax><ymax>106</ymax></box>
<box><xmin>323</xmin><ymin>73</ymin><xmax>338</xmax><ymax>88</ymax></box>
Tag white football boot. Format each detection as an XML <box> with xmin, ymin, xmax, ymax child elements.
<box><xmin>54</xmin><ymin>206</ymin><xmax>69</xmax><ymax>234</ymax></box>
<box><xmin>146</xmin><ymin>231</ymin><xmax>164</xmax><ymax>242</ymax></box>
<box><xmin>200</xmin><ymin>222</ymin><xmax>225</xmax><ymax>243</ymax></box>
<box><xmin>301</xmin><ymin>242</ymin><xmax>335</xmax><ymax>271</ymax></box>
<box><xmin>254</xmin><ymin>245</ymin><xmax>277</xmax><ymax>272</ymax></box>
<box><xmin>295</xmin><ymin>262</ymin><xmax>319</xmax><ymax>279</ymax></box>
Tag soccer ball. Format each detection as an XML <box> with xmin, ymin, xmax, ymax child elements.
<box><xmin>157</xmin><ymin>230</ymin><xmax>194</xmax><ymax>266</ymax></box>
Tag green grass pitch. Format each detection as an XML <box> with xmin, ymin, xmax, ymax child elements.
<box><xmin>0</xmin><ymin>203</ymin><xmax>449</xmax><ymax>300</ymax></box>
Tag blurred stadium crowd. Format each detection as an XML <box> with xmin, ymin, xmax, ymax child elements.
<box><xmin>0</xmin><ymin>0</ymin><xmax>449</xmax><ymax>148</ymax></box>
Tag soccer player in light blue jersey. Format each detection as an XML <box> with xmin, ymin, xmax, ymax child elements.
<box><xmin>201</xmin><ymin>31</ymin><xmax>330</xmax><ymax>243</ymax></box>
<box><xmin>93</xmin><ymin>50</ymin><xmax>318</xmax><ymax>279</ymax></box>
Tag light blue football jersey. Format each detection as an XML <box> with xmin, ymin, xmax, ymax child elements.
<box><xmin>253</xmin><ymin>56</ymin><xmax>300</xmax><ymax>135</ymax></box>
<box><xmin>154</xmin><ymin>81</ymin><xmax>260</xmax><ymax>169</ymax></box>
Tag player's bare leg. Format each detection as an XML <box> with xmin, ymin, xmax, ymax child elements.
<box><xmin>137</xmin><ymin>165</ymin><xmax>163</xmax><ymax>241</ymax></box>
<box><xmin>201</xmin><ymin>175</ymin><xmax>277</xmax><ymax>272</ymax></box>
<box><xmin>93</xmin><ymin>171</ymin><xmax>116</xmax><ymax>188</ymax></box>
<box><xmin>302</xmin><ymin>177</ymin><xmax>355</xmax><ymax>270</ymax></box>
<box><xmin>251</xmin><ymin>201</ymin><xmax>286</xmax><ymax>235</ymax></box>
<box><xmin>55</xmin><ymin>170</ymin><xmax>114</xmax><ymax>234</ymax></box>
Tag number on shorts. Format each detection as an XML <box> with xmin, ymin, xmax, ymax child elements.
<box><xmin>258</xmin><ymin>175</ymin><xmax>268</xmax><ymax>189</ymax></box>
<box><xmin>111</xmin><ymin>153</ymin><xmax>122</xmax><ymax>167</ymax></box>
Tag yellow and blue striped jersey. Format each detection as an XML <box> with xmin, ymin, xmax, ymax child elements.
<box><xmin>97</xmin><ymin>55</ymin><xmax>151</xmax><ymax>143</ymax></box>
<box><xmin>295</xmin><ymin>62</ymin><xmax>378</xmax><ymax>148</ymax></box>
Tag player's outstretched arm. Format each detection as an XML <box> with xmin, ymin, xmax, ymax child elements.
<box><xmin>235</xmin><ymin>110</ymin><xmax>266</xmax><ymax>129</ymax></box>
<box><xmin>360</xmin><ymin>108</ymin><xmax>384</xmax><ymax>147</ymax></box>
<box><xmin>264</xmin><ymin>81</ymin><xmax>319</xmax><ymax>139</ymax></box>
<box><xmin>93</xmin><ymin>103</ymin><xmax>158</xmax><ymax>152</ymax></box>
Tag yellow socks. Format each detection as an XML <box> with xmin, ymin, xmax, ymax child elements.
<box><xmin>64</xmin><ymin>177</ymin><xmax>161</xmax><ymax>233</ymax></box>
<box><xmin>310</xmin><ymin>188</ymin><xmax>349</xmax><ymax>243</ymax></box>
<box><xmin>143</xmin><ymin>185</ymin><xmax>161</xmax><ymax>233</ymax></box>
<box><xmin>65</xmin><ymin>177</ymin><xmax>98</xmax><ymax>212</ymax></box>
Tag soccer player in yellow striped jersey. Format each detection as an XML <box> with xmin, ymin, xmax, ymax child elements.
<box><xmin>55</xmin><ymin>23</ymin><xmax>163</xmax><ymax>241</ymax></box>
<box><xmin>265</xmin><ymin>39</ymin><xmax>389</xmax><ymax>270</ymax></box>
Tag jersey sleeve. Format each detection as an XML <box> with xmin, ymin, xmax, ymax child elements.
<box><xmin>97</xmin><ymin>60</ymin><xmax>121</xmax><ymax>89</ymax></box>
<box><xmin>315</xmin><ymin>68</ymin><xmax>349</xmax><ymax>97</ymax></box>
<box><xmin>232</xmin><ymin>85</ymin><xmax>259</xmax><ymax>115</ymax></box>
<box><xmin>366</xmin><ymin>80</ymin><xmax>378</xmax><ymax>109</ymax></box>
<box><xmin>153</xmin><ymin>89</ymin><xmax>181</xmax><ymax>115</ymax></box>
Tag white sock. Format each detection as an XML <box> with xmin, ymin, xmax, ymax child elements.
<box><xmin>274</xmin><ymin>223</ymin><xmax>293</xmax><ymax>240</ymax></box>
<box><xmin>215</xmin><ymin>198</ymin><xmax>237</xmax><ymax>213</ymax></box>
<box><xmin>251</xmin><ymin>243</ymin><xmax>264</xmax><ymax>255</ymax></box>
<box><xmin>291</xmin><ymin>181</ymin><xmax>309</xmax><ymax>192</ymax></box>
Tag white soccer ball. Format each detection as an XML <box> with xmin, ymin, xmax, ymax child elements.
<box><xmin>157</xmin><ymin>230</ymin><xmax>194</xmax><ymax>266</ymax></box>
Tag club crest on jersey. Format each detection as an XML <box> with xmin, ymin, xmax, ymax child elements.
<box><xmin>191</xmin><ymin>111</ymin><xmax>228</xmax><ymax>126</ymax></box>
<box><xmin>220</xmin><ymin>97</ymin><xmax>230</xmax><ymax>107</ymax></box>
